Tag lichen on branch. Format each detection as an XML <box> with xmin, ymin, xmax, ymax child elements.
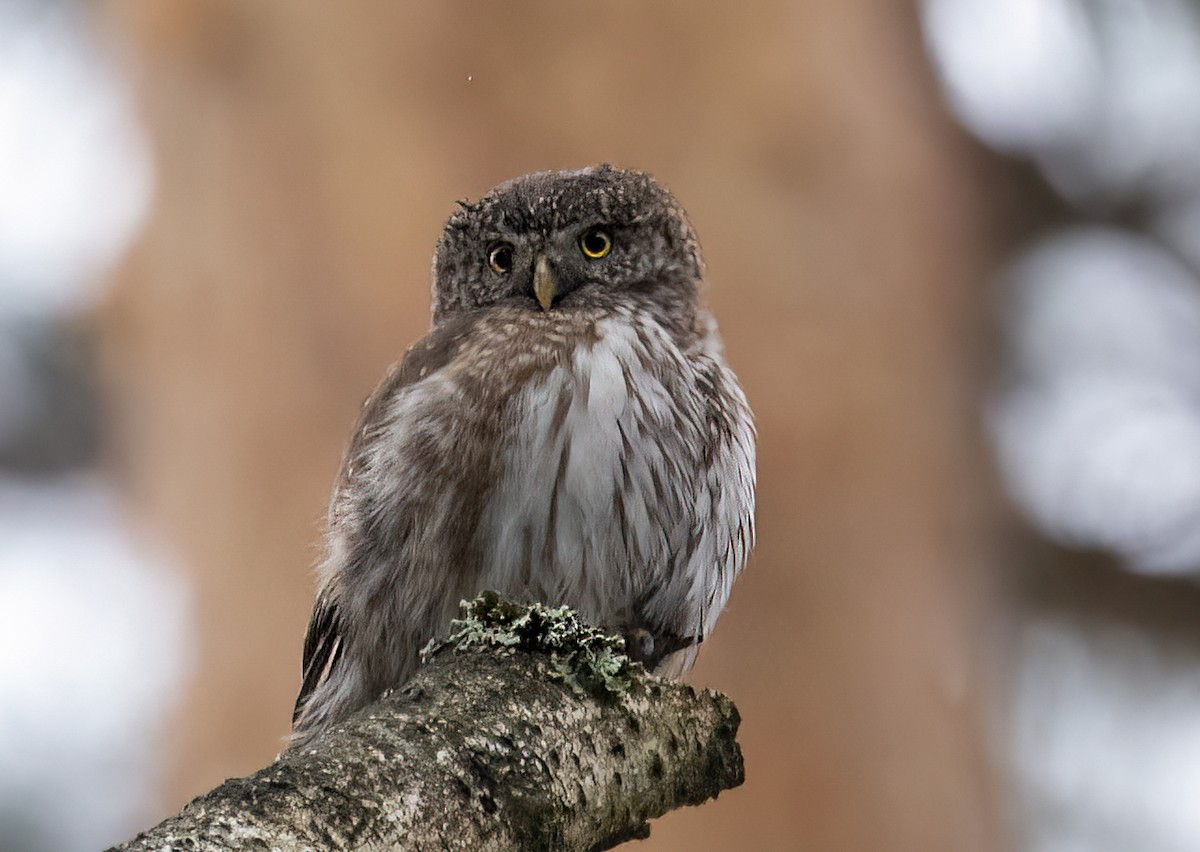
<box><xmin>423</xmin><ymin>590</ymin><xmax>638</xmax><ymax>700</ymax></box>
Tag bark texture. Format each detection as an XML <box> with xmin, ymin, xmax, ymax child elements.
<box><xmin>110</xmin><ymin>596</ymin><xmax>744</xmax><ymax>851</ymax></box>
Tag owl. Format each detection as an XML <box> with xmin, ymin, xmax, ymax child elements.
<box><xmin>291</xmin><ymin>166</ymin><xmax>755</xmax><ymax>747</ymax></box>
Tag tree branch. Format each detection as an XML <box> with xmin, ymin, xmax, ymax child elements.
<box><xmin>110</xmin><ymin>594</ymin><xmax>745</xmax><ymax>851</ymax></box>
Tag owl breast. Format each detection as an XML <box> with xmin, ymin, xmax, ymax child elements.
<box><xmin>475</xmin><ymin>314</ymin><xmax>710</xmax><ymax>636</ymax></box>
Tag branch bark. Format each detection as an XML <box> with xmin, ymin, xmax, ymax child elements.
<box><xmin>110</xmin><ymin>595</ymin><xmax>744</xmax><ymax>851</ymax></box>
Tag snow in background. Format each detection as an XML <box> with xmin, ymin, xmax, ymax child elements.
<box><xmin>0</xmin><ymin>2</ymin><xmax>189</xmax><ymax>850</ymax></box>
<box><xmin>994</xmin><ymin>228</ymin><xmax>1200</xmax><ymax>576</ymax></box>
<box><xmin>922</xmin><ymin>1</ymin><xmax>1200</xmax><ymax>849</ymax></box>
<box><xmin>0</xmin><ymin>480</ymin><xmax>188</xmax><ymax>852</ymax></box>
<box><xmin>1011</xmin><ymin>613</ymin><xmax>1200</xmax><ymax>852</ymax></box>
<box><xmin>0</xmin><ymin>1</ymin><xmax>150</xmax><ymax>317</ymax></box>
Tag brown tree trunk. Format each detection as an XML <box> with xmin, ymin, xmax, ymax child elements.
<box><xmin>95</xmin><ymin>2</ymin><xmax>1001</xmax><ymax>849</ymax></box>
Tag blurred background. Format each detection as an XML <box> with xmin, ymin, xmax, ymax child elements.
<box><xmin>3</xmin><ymin>1</ymin><xmax>1200</xmax><ymax>849</ymax></box>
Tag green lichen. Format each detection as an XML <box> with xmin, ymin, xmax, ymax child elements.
<box><xmin>421</xmin><ymin>591</ymin><xmax>639</xmax><ymax>701</ymax></box>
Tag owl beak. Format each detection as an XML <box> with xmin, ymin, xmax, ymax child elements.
<box><xmin>533</xmin><ymin>254</ymin><xmax>557</xmax><ymax>311</ymax></box>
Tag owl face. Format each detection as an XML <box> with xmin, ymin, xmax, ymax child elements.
<box><xmin>431</xmin><ymin>166</ymin><xmax>704</xmax><ymax>324</ymax></box>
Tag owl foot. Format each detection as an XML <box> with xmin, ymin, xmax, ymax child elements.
<box><xmin>622</xmin><ymin>627</ymin><xmax>701</xmax><ymax>669</ymax></box>
<box><xmin>623</xmin><ymin>628</ymin><xmax>657</xmax><ymax>663</ymax></box>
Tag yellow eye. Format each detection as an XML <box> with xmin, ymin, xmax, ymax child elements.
<box><xmin>580</xmin><ymin>227</ymin><xmax>612</xmax><ymax>259</ymax></box>
<box><xmin>488</xmin><ymin>243</ymin><xmax>513</xmax><ymax>274</ymax></box>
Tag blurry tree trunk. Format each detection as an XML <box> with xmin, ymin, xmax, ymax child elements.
<box><xmin>96</xmin><ymin>2</ymin><xmax>1001</xmax><ymax>850</ymax></box>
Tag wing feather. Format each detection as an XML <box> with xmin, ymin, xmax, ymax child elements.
<box><xmin>291</xmin><ymin>310</ymin><xmax>486</xmax><ymax>730</ymax></box>
<box><xmin>293</xmin><ymin>592</ymin><xmax>344</xmax><ymax>723</ymax></box>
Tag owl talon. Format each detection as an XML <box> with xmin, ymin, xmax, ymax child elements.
<box><xmin>623</xmin><ymin>628</ymin><xmax>656</xmax><ymax>663</ymax></box>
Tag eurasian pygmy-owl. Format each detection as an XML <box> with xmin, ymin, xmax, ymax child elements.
<box><xmin>291</xmin><ymin>166</ymin><xmax>755</xmax><ymax>747</ymax></box>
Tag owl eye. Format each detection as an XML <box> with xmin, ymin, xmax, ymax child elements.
<box><xmin>579</xmin><ymin>227</ymin><xmax>612</xmax><ymax>259</ymax></box>
<box><xmin>488</xmin><ymin>243</ymin><xmax>514</xmax><ymax>274</ymax></box>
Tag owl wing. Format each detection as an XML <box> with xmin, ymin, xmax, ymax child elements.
<box><xmin>293</xmin><ymin>311</ymin><xmax>484</xmax><ymax>727</ymax></box>
<box><xmin>293</xmin><ymin>590</ymin><xmax>344</xmax><ymax>724</ymax></box>
<box><xmin>655</xmin><ymin>357</ymin><xmax>755</xmax><ymax>678</ymax></box>
<box><xmin>695</xmin><ymin>359</ymin><xmax>756</xmax><ymax>638</ymax></box>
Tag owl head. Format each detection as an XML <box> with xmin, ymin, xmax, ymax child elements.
<box><xmin>431</xmin><ymin>166</ymin><xmax>706</xmax><ymax>328</ymax></box>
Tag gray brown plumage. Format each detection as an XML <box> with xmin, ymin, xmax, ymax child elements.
<box><xmin>291</xmin><ymin>166</ymin><xmax>755</xmax><ymax>747</ymax></box>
